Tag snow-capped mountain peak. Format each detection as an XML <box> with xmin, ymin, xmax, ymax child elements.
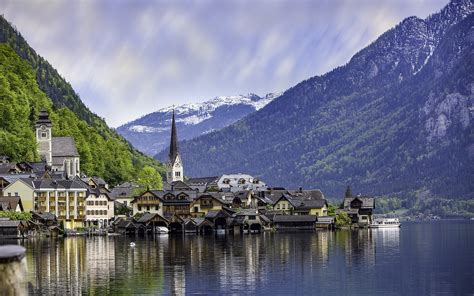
<box><xmin>117</xmin><ymin>92</ymin><xmax>281</xmax><ymax>155</ymax></box>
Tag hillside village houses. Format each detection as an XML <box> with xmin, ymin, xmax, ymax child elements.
<box><xmin>0</xmin><ymin>108</ymin><xmax>375</xmax><ymax>235</ymax></box>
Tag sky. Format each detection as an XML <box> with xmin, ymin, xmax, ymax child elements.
<box><xmin>1</xmin><ymin>0</ymin><xmax>448</xmax><ymax>127</ymax></box>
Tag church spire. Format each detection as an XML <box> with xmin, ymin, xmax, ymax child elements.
<box><xmin>169</xmin><ymin>109</ymin><xmax>179</xmax><ymax>163</ymax></box>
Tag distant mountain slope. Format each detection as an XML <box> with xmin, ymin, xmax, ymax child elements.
<box><xmin>118</xmin><ymin>93</ymin><xmax>280</xmax><ymax>156</ymax></box>
<box><xmin>157</xmin><ymin>0</ymin><xmax>473</xmax><ymax>199</ymax></box>
<box><xmin>0</xmin><ymin>16</ymin><xmax>165</xmax><ymax>185</ymax></box>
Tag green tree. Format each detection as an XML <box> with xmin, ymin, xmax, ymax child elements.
<box><xmin>0</xmin><ymin>211</ymin><xmax>32</xmax><ymax>221</ymax></box>
<box><xmin>335</xmin><ymin>212</ymin><xmax>352</xmax><ymax>228</ymax></box>
<box><xmin>136</xmin><ymin>165</ymin><xmax>163</xmax><ymax>190</ymax></box>
<box><xmin>327</xmin><ymin>204</ymin><xmax>337</xmax><ymax>216</ymax></box>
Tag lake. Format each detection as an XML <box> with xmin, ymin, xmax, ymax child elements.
<box><xmin>5</xmin><ymin>221</ymin><xmax>474</xmax><ymax>295</ymax></box>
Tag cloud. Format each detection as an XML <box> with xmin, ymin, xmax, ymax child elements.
<box><xmin>0</xmin><ymin>0</ymin><xmax>449</xmax><ymax>127</ymax></box>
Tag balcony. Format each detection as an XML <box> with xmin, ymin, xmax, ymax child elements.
<box><xmin>136</xmin><ymin>200</ymin><xmax>161</xmax><ymax>205</ymax></box>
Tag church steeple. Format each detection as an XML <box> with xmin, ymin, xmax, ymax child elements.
<box><xmin>169</xmin><ymin>109</ymin><xmax>179</xmax><ymax>162</ymax></box>
<box><xmin>166</xmin><ymin>109</ymin><xmax>184</xmax><ymax>183</ymax></box>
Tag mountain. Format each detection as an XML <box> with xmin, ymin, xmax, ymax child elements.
<box><xmin>117</xmin><ymin>93</ymin><xmax>281</xmax><ymax>156</ymax></box>
<box><xmin>0</xmin><ymin>16</ymin><xmax>165</xmax><ymax>185</ymax></box>
<box><xmin>156</xmin><ymin>0</ymin><xmax>473</xmax><ymax>200</ymax></box>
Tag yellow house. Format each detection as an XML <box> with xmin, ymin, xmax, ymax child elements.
<box><xmin>272</xmin><ymin>194</ymin><xmax>295</xmax><ymax>214</ymax></box>
<box><xmin>190</xmin><ymin>193</ymin><xmax>228</xmax><ymax>217</ymax></box>
<box><xmin>3</xmin><ymin>178</ymin><xmax>35</xmax><ymax>212</ymax></box>
<box><xmin>295</xmin><ymin>199</ymin><xmax>328</xmax><ymax>216</ymax></box>
<box><xmin>273</xmin><ymin>194</ymin><xmax>328</xmax><ymax>216</ymax></box>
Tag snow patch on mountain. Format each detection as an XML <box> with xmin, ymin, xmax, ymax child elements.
<box><xmin>159</xmin><ymin>92</ymin><xmax>281</xmax><ymax>117</ymax></box>
<box><xmin>129</xmin><ymin>125</ymin><xmax>169</xmax><ymax>133</ymax></box>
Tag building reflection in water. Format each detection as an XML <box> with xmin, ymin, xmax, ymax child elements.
<box><xmin>18</xmin><ymin>229</ymin><xmax>397</xmax><ymax>295</ymax></box>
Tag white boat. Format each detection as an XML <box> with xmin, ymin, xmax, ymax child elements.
<box><xmin>155</xmin><ymin>226</ymin><xmax>169</xmax><ymax>234</ymax></box>
<box><xmin>369</xmin><ymin>218</ymin><xmax>401</xmax><ymax>228</ymax></box>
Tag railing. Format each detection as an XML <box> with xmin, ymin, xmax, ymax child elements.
<box><xmin>136</xmin><ymin>200</ymin><xmax>161</xmax><ymax>205</ymax></box>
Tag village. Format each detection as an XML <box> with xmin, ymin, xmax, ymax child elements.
<box><xmin>0</xmin><ymin>109</ymin><xmax>375</xmax><ymax>238</ymax></box>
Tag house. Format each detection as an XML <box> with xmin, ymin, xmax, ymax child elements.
<box><xmin>2</xmin><ymin>178</ymin><xmax>35</xmax><ymax>211</ymax></box>
<box><xmin>192</xmin><ymin>217</ymin><xmax>214</xmax><ymax>234</ymax></box>
<box><xmin>272</xmin><ymin>190</ymin><xmax>328</xmax><ymax>216</ymax></box>
<box><xmin>272</xmin><ymin>215</ymin><xmax>317</xmax><ymax>230</ymax></box>
<box><xmin>110</xmin><ymin>182</ymin><xmax>143</xmax><ymax>207</ymax></box>
<box><xmin>232</xmin><ymin>209</ymin><xmax>263</xmax><ymax>233</ymax></box>
<box><xmin>190</xmin><ymin>193</ymin><xmax>229</xmax><ymax>217</ymax></box>
<box><xmin>31</xmin><ymin>212</ymin><xmax>58</xmax><ymax>228</ymax></box>
<box><xmin>217</xmin><ymin>174</ymin><xmax>267</xmax><ymax>192</ymax></box>
<box><xmin>0</xmin><ymin>196</ymin><xmax>24</xmax><ymax>212</ymax></box>
<box><xmin>131</xmin><ymin>190</ymin><xmax>192</xmax><ymax>219</ymax></box>
<box><xmin>85</xmin><ymin>187</ymin><xmax>115</xmax><ymax>228</ymax></box>
<box><xmin>205</xmin><ymin>209</ymin><xmax>233</xmax><ymax>230</ymax></box>
<box><xmin>186</xmin><ymin>176</ymin><xmax>219</xmax><ymax>192</ymax></box>
<box><xmin>0</xmin><ymin>218</ymin><xmax>27</xmax><ymax>238</ymax></box>
<box><xmin>32</xmin><ymin>179</ymin><xmax>88</xmax><ymax>229</ymax></box>
<box><xmin>272</xmin><ymin>193</ymin><xmax>297</xmax><ymax>214</ymax></box>
<box><xmin>293</xmin><ymin>199</ymin><xmax>328</xmax><ymax>216</ymax></box>
<box><xmin>135</xmin><ymin>212</ymin><xmax>169</xmax><ymax>231</ymax></box>
<box><xmin>343</xmin><ymin>195</ymin><xmax>375</xmax><ymax>226</ymax></box>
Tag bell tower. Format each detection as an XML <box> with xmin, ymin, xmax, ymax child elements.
<box><xmin>35</xmin><ymin>109</ymin><xmax>53</xmax><ymax>165</ymax></box>
<box><xmin>167</xmin><ymin>110</ymin><xmax>184</xmax><ymax>183</ymax></box>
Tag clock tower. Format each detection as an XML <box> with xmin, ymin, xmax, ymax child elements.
<box><xmin>35</xmin><ymin>109</ymin><xmax>53</xmax><ymax>165</ymax></box>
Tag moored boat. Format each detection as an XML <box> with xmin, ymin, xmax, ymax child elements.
<box><xmin>369</xmin><ymin>218</ymin><xmax>401</xmax><ymax>228</ymax></box>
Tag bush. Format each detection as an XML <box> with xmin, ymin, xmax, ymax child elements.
<box><xmin>0</xmin><ymin>211</ymin><xmax>32</xmax><ymax>221</ymax></box>
<box><xmin>335</xmin><ymin>212</ymin><xmax>352</xmax><ymax>227</ymax></box>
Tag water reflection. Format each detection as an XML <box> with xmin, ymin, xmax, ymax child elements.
<box><xmin>11</xmin><ymin>222</ymin><xmax>473</xmax><ymax>295</ymax></box>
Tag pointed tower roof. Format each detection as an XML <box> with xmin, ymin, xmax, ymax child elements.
<box><xmin>169</xmin><ymin>109</ymin><xmax>179</xmax><ymax>163</ymax></box>
<box><xmin>36</xmin><ymin>108</ymin><xmax>52</xmax><ymax>127</ymax></box>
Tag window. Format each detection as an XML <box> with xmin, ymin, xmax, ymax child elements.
<box><xmin>41</xmin><ymin>132</ymin><xmax>47</xmax><ymax>138</ymax></box>
<box><xmin>175</xmin><ymin>171</ymin><xmax>181</xmax><ymax>177</ymax></box>
<box><xmin>146</xmin><ymin>206</ymin><xmax>150</xmax><ymax>211</ymax></box>
<box><xmin>138</xmin><ymin>206</ymin><xmax>142</xmax><ymax>211</ymax></box>
<box><xmin>155</xmin><ymin>206</ymin><xmax>159</xmax><ymax>211</ymax></box>
<box><xmin>194</xmin><ymin>206</ymin><xmax>198</xmax><ymax>213</ymax></box>
<box><xmin>14</xmin><ymin>192</ymin><xmax>18</xmax><ymax>196</ymax></box>
<box><xmin>248</xmin><ymin>215</ymin><xmax>256</xmax><ymax>220</ymax></box>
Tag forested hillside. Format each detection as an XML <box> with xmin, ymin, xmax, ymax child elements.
<box><xmin>157</xmin><ymin>0</ymin><xmax>473</xmax><ymax>200</ymax></box>
<box><xmin>0</xmin><ymin>16</ymin><xmax>165</xmax><ymax>185</ymax></box>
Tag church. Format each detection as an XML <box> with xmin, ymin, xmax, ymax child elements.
<box><xmin>35</xmin><ymin>109</ymin><xmax>80</xmax><ymax>178</ymax></box>
<box><xmin>166</xmin><ymin>110</ymin><xmax>184</xmax><ymax>183</ymax></box>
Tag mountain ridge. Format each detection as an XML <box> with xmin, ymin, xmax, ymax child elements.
<box><xmin>156</xmin><ymin>0</ymin><xmax>473</xmax><ymax>199</ymax></box>
<box><xmin>117</xmin><ymin>92</ymin><xmax>281</xmax><ymax>155</ymax></box>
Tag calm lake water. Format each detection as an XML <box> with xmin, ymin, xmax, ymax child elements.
<box><xmin>4</xmin><ymin>221</ymin><xmax>474</xmax><ymax>295</ymax></box>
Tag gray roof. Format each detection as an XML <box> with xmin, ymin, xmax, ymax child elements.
<box><xmin>317</xmin><ymin>216</ymin><xmax>335</xmax><ymax>224</ymax></box>
<box><xmin>136</xmin><ymin>213</ymin><xmax>168</xmax><ymax>224</ymax></box>
<box><xmin>288</xmin><ymin>189</ymin><xmax>325</xmax><ymax>200</ymax></box>
<box><xmin>205</xmin><ymin>210</ymin><xmax>230</xmax><ymax>219</ymax></box>
<box><xmin>186</xmin><ymin>176</ymin><xmax>219</xmax><ymax>185</ymax></box>
<box><xmin>273</xmin><ymin>215</ymin><xmax>317</xmax><ymax>223</ymax></box>
<box><xmin>294</xmin><ymin>199</ymin><xmax>327</xmax><ymax>210</ymax></box>
<box><xmin>0</xmin><ymin>219</ymin><xmax>23</xmax><ymax>227</ymax></box>
<box><xmin>32</xmin><ymin>179</ymin><xmax>88</xmax><ymax>190</ymax></box>
<box><xmin>52</xmin><ymin>137</ymin><xmax>79</xmax><ymax>157</ymax></box>
<box><xmin>235</xmin><ymin>209</ymin><xmax>259</xmax><ymax>216</ymax></box>
<box><xmin>32</xmin><ymin>212</ymin><xmax>57</xmax><ymax>221</ymax></box>
<box><xmin>0</xmin><ymin>196</ymin><xmax>22</xmax><ymax>211</ymax></box>
<box><xmin>343</xmin><ymin>197</ymin><xmax>375</xmax><ymax>209</ymax></box>
<box><xmin>110</xmin><ymin>183</ymin><xmax>142</xmax><ymax>199</ymax></box>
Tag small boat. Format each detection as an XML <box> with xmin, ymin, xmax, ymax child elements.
<box><xmin>129</xmin><ymin>242</ymin><xmax>136</xmax><ymax>247</ymax></box>
<box><xmin>155</xmin><ymin>226</ymin><xmax>169</xmax><ymax>234</ymax></box>
<box><xmin>369</xmin><ymin>218</ymin><xmax>401</xmax><ymax>228</ymax></box>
